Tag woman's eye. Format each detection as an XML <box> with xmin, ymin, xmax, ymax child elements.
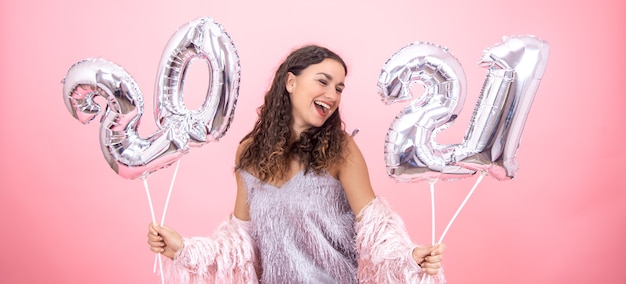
<box><xmin>318</xmin><ymin>79</ymin><xmax>328</xmax><ymax>85</ymax></box>
<box><xmin>336</xmin><ymin>88</ymin><xmax>343</xmax><ymax>93</ymax></box>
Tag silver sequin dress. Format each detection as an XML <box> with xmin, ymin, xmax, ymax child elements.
<box><xmin>240</xmin><ymin>170</ymin><xmax>358</xmax><ymax>284</ymax></box>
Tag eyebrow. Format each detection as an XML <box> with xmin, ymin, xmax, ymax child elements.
<box><xmin>316</xmin><ymin>72</ymin><xmax>345</xmax><ymax>87</ymax></box>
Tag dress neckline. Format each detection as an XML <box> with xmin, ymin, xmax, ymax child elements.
<box><xmin>240</xmin><ymin>169</ymin><xmax>305</xmax><ymax>189</ymax></box>
<box><xmin>240</xmin><ymin>169</ymin><xmax>340</xmax><ymax>189</ymax></box>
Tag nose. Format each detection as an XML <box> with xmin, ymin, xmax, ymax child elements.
<box><xmin>324</xmin><ymin>86</ymin><xmax>341</xmax><ymax>103</ymax></box>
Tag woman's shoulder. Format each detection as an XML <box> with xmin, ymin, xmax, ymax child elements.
<box><xmin>342</xmin><ymin>133</ymin><xmax>362</xmax><ymax>158</ymax></box>
<box><xmin>328</xmin><ymin>134</ymin><xmax>363</xmax><ymax>177</ymax></box>
<box><xmin>236</xmin><ymin>136</ymin><xmax>253</xmax><ymax>159</ymax></box>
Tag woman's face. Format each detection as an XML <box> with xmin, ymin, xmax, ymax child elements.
<box><xmin>286</xmin><ymin>58</ymin><xmax>346</xmax><ymax>136</ymax></box>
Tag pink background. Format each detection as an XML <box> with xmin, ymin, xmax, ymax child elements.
<box><xmin>1</xmin><ymin>0</ymin><xmax>624</xmax><ymax>283</ymax></box>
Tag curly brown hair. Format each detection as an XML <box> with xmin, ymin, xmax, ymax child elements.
<box><xmin>236</xmin><ymin>45</ymin><xmax>348</xmax><ymax>183</ymax></box>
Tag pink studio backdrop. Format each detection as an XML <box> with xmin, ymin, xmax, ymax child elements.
<box><xmin>1</xmin><ymin>0</ymin><xmax>624</xmax><ymax>283</ymax></box>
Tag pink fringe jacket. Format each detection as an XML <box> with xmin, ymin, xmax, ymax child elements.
<box><xmin>166</xmin><ymin>197</ymin><xmax>445</xmax><ymax>283</ymax></box>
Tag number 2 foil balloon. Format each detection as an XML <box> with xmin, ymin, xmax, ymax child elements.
<box><xmin>378</xmin><ymin>42</ymin><xmax>474</xmax><ymax>182</ymax></box>
<box><xmin>62</xmin><ymin>17</ymin><xmax>240</xmax><ymax>180</ymax></box>
<box><xmin>379</xmin><ymin>35</ymin><xmax>549</xmax><ymax>182</ymax></box>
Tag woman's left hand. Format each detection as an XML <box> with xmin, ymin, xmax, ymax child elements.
<box><xmin>412</xmin><ymin>243</ymin><xmax>446</xmax><ymax>275</ymax></box>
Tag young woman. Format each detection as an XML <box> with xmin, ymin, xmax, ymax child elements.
<box><xmin>148</xmin><ymin>45</ymin><xmax>445</xmax><ymax>283</ymax></box>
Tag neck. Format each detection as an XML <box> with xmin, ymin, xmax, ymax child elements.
<box><xmin>290</xmin><ymin>126</ymin><xmax>308</xmax><ymax>142</ymax></box>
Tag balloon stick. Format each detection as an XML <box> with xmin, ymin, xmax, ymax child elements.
<box><xmin>438</xmin><ymin>171</ymin><xmax>486</xmax><ymax>244</ymax></box>
<box><xmin>143</xmin><ymin>177</ymin><xmax>165</xmax><ymax>284</ymax></box>
<box><xmin>152</xmin><ymin>160</ymin><xmax>181</xmax><ymax>276</ymax></box>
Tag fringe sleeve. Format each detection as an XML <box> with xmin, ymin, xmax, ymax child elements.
<box><xmin>355</xmin><ymin>197</ymin><xmax>445</xmax><ymax>283</ymax></box>
<box><xmin>165</xmin><ymin>215</ymin><xmax>259</xmax><ymax>284</ymax></box>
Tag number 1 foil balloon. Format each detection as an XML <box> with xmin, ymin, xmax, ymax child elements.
<box><xmin>62</xmin><ymin>17</ymin><xmax>240</xmax><ymax>180</ymax></box>
<box><xmin>453</xmin><ymin>35</ymin><xmax>550</xmax><ymax>180</ymax></box>
<box><xmin>378</xmin><ymin>42</ymin><xmax>475</xmax><ymax>182</ymax></box>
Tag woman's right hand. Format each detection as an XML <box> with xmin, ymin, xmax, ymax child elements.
<box><xmin>147</xmin><ymin>223</ymin><xmax>184</xmax><ymax>259</ymax></box>
<box><xmin>412</xmin><ymin>243</ymin><xmax>446</xmax><ymax>275</ymax></box>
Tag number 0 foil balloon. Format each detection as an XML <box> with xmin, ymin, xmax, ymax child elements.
<box><xmin>62</xmin><ymin>17</ymin><xmax>240</xmax><ymax>179</ymax></box>
<box><xmin>379</xmin><ymin>36</ymin><xmax>549</xmax><ymax>182</ymax></box>
<box><xmin>155</xmin><ymin>17</ymin><xmax>240</xmax><ymax>145</ymax></box>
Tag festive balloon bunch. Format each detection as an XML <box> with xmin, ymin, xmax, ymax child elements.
<box><xmin>62</xmin><ymin>17</ymin><xmax>240</xmax><ymax>180</ymax></box>
<box><xmin>378</xmin><ymin>36</ymin><xmax>550</xmax><ymax>182</ymax></box>
<box><xmin>62</xmin><ymin>17</ymin><xmax>242</xmax><ymax>284</ymax></box>
<box><xmin>377</xmin><ymin>36</ymin><xmax>549</xmax><ymax>284</ymax></box>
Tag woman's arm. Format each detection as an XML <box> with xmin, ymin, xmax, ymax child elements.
<box><xmin>337</xmin><ymin>135</ymin><xmax>445</xmax><ymax>282</ymax></box>
<box><xmin>336</xmin><ymin>135</ymin><xmax>376</xmax><ymax>216</ymax></box>
<box><xmin>234</xmin><ymin>140</ymin><xmax>252</xmax><ymax>221</ymax></box>
<box><xmin>146</xmin><ymin>140</ymin><xmax>259</xmax><ymax>283</ymax></box>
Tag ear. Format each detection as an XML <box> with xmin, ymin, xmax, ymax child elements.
<box><xmin>285</xmin><ymin>72</ymin><xmax>296</xmax><ymax>92</ymax></box>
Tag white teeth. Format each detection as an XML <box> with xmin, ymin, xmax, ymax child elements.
<box><xmin>314</xmin><ymin>101</ymin><xmax>330</xmax><ymax>109</ymax></box>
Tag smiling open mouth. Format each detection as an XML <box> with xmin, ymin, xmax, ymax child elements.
<box><xmin>314</xmin><ymin>100</ymin><xmax>330</xmax><ymax>115</ymax></box>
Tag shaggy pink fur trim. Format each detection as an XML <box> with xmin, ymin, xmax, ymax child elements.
<box><xmin>356</xmin><ymin>197</ymin><xmax>445</xmax><ymax>283</ymax></box>
<box><xmin>166</xmin><ymin>215</ymin><xmax>258</xmax><ymax>284</ymax></box>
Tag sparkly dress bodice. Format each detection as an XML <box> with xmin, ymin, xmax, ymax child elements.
<box><xmin>239</xmin><ymin>170</ymin><xmax>358</xmax><ymax>284</ymax></box>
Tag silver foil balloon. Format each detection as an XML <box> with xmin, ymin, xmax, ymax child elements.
<box><xmin>454</xmin><ymin>35</ymin><xmax>550</xmax><ymax>180</ymax></box>
<box><xmin>62</xmin><ymin>59</ymin><xmax>188</xmax><ymax>179</ymax></box>
<box><xmin>154</xmin><ymin>17</ymin><xmax>240</xmax><ymax>145</ymax></box>
<box><xmin>62</xmin><ymin>17</ymin><xmax>240</xmax><ymax>179</ymax></box>
<box><xmin>378</xmin><ymin>42</ymin><xmax>475</xmax><ymax>182</ymax></box>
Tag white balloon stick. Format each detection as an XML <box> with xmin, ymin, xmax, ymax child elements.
<box><xmin>438</xmin><ymin>171</ymin><xmax>486</xmax><ymax>244</ymax></box>
<box><xmin>143</xmin><ymin>178</ymin><xmax>165</xmax><ymax>284</ymax></box>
